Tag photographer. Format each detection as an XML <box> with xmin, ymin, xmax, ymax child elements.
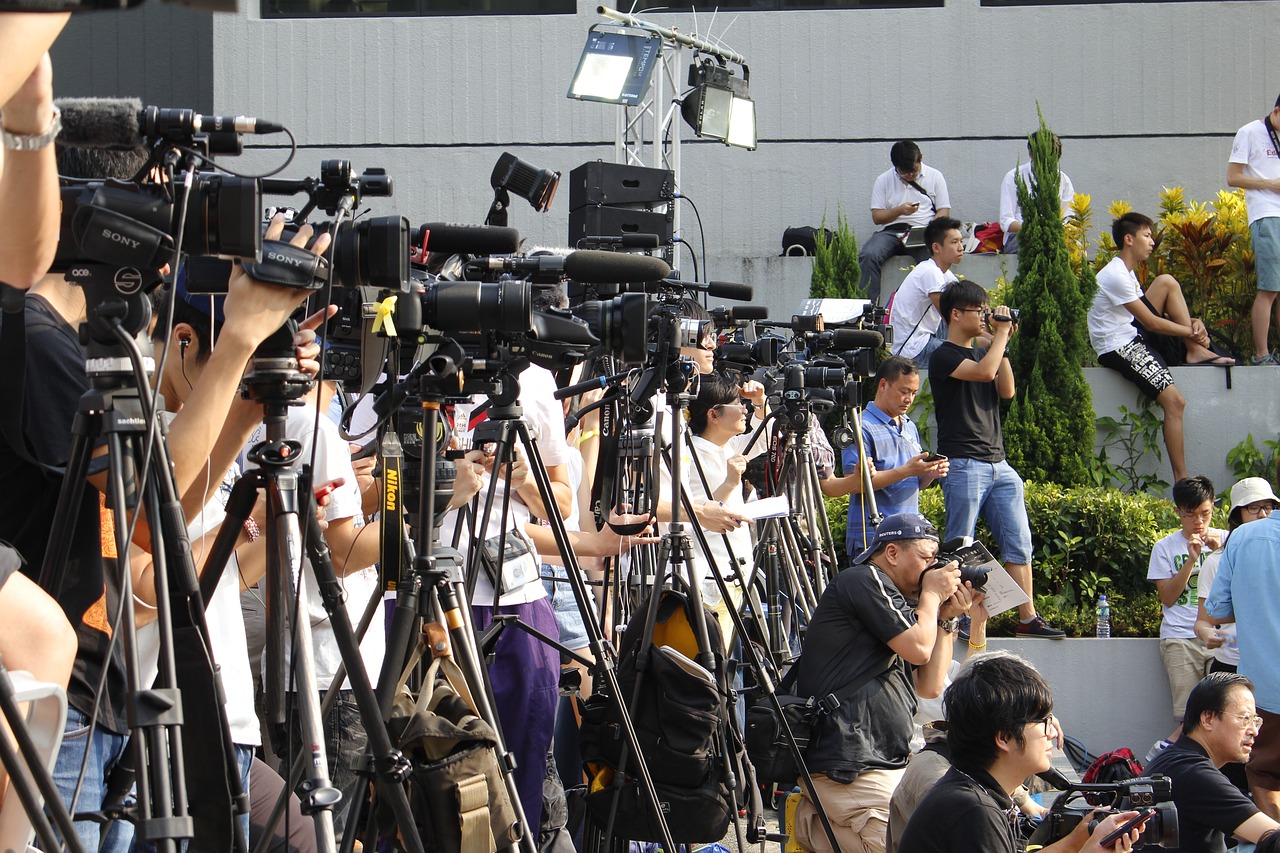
<box><xmin>898</xmin><ymin>654</ymin><xmax>1146</xmax><ymax>853</ymax></box>
<box><xmin>1144</xmin><ymin>672</ymin><xmax>1280</xmax><ymax>852</ymax></box>
<box><xmin>930</xmin><ymin>280</ymin><xmax>1062</xmax><ymax>639</ymax></box>
<box><xmin>791</xmin><ymin>511</ymin><xmax>969</xmax><ymax>853</ymax></box>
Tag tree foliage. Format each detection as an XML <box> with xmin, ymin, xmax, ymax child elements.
<box><xmin>811</xmin><ymin>206</ymin><xmax>863</xmax><ymax>299</ymax></box>
<box><xmin>1004</xmin><ymin>108</ymin><xmax>1097</xmax><ymax>486</ymax></box>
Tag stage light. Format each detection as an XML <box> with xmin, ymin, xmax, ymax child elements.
<box><xmin>680</xmin><ymin>58</ymin><xmax>756</xmax><ymax>151</ymax></box>
<box><xmin>486</xmin><ymin>152</ymin><xmax>560</xmax><ymax>227</ymax></box>
<box><xmin>567</xmin><ymin>24</ymin><xmax>663</xmax><ymax>107</ymax></box>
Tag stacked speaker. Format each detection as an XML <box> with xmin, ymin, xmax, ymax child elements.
<box><xmin>567</xmin><ymin>161</ymin><xmax>675</xmax><ymax>251</ymax></box>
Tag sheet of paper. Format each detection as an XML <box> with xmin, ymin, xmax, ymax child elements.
<box><xmin>975</xmin><ymin>562</ymin><xmax>1031</xmax><ymax>618</ymax></box>
<box><xmin>741</xmin><ymin>495</ymin><xmax>790</xmax><ymax>520</ymax></box>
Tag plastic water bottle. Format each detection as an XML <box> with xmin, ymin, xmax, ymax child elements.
<box><xmin>1095</xmin><ymin>595</ymin><xmax>1111</xmax><ymax>639</ymax></box>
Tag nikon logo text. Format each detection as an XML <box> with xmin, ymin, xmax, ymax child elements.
<box><xmin>267</xmin><ymin>251</ymin><xmax>305</xmax><ymax>268</ymax></box>
<box><xmin>102</xmin><ymin>229</ymin><xmax>141</xmax><ymax>250</ymax></box>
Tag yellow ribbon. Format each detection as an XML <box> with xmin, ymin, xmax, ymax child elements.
<box><xmin>372</xmin><ymin>295</ymin><xmax>398</xmax><ymax>336</ymax></box>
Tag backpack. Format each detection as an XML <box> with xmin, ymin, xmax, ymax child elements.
<box><xmin>1081</xmin><ymin>747</ymin><xmax>1144</xmax><ymax>785</ymax></box>
<box><xmin>578</xmin><ymin>586</ymin><xmax>750</xmax><ymax>844</ymax></box>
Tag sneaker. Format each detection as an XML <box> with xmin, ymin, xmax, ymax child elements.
<box><xmin>1251</xmin><ymin>354</ymin><xmax>1279</xmax><ymax>366</ymax></box>
<box><xmin>1016</xmin><ymin>615</ymin><xmax>1066</xmax><ymax>639</ymax></box>
<box><xmin>957</xmin><ymin>614</ymin><xmax>971</xmax><ymax>642</ymax></box>
<box><xmin>1144</xmin><ymin>738</ymin><xmax>1174</xmax><ymax>764</ymax></box>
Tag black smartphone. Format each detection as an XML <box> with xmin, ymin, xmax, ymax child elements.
<box><xmin>923</xmin><ymin>452</ymin><xmax>947</xmax><ymax>463</ymax></box>
<box><xmin>1099</xmin><ymin>808</ymin><xmax>1153</xmax><ymax>849</ymax></box>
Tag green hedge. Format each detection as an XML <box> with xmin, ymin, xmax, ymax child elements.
<box><xmin>824</xmin><ymin>482</ymin><xmax>1213</xmax><ymax>638</ymax></box>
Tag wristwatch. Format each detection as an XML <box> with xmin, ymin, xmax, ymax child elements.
<box><xmin>1</xmin><ymin>104</ymin><xmax>61</xmax><ymax>152</ymax></box>
<box><xmin>938</xmin><ymin>617</ymin><xmax>960</xmax><ymax>635</ymax></box>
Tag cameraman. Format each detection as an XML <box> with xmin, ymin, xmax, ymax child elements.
<box><xmin>899</xmin><ymin>653</ymin><xmax>1146</xmax><ymax>853</ymax></box>
<box><xmin>792</xmin><ymin>511</ymin><xmax>968</xmax><ymax>853</ymax></box>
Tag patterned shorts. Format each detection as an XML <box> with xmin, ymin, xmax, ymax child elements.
<box><xmin>1099</xmin><ymin>337</ymin><xmax>1175</xmax><ymax>401</ymax></box>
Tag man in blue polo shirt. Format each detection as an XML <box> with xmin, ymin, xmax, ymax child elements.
<box><xmin>826</xmin><ymin>355</ymin><xmax>949</xmax><ymax>558</ymax></box>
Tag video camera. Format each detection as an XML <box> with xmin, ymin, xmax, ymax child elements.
<box><xmin>1028</xmin><ymin>776</ymin><xmax>1179</xmax><ymax>850</ymax></box>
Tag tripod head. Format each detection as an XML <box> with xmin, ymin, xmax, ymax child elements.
<box><xmin>240</xmin><ymin>319</ymin><xmax>313</xmax><ymax>431</ymax></box>
<box><xmin>66</xmin><ymin>263</ymin><xmax>162</xmax><ymax>389</ymax></box>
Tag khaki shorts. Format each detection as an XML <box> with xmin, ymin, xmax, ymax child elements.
<box><xmin>1160</xmin><ymin>638</ymin><xmax>1214</xmax><ymax>721</ymax></box>
<box><xmin>795</xmin><ymin>768</ymin><xmax>905</xmax><ymax>853</ymax></box>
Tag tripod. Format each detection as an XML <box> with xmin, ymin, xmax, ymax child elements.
<box><xmin>191</xmin><ymin>325</ymin><xmax>423</xmax><ymax>853</ymax></box>
<box><xmin>36</xmin><ymin>265</ymin><xmax>239</xmax><ymax>853</ymax></box>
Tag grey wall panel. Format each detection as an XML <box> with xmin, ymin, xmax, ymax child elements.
<box><xmin>51</xmin><ymin>4</ymin><xmax>213</xmax><ymax>110</ymax></box>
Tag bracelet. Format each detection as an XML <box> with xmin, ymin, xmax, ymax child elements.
<box><xmin>968</xmin><ymin>640</ymin><xmax>987</xmax><ymax>650</ymax></box>
<box><xmin>243</xmin><ymin>516</ymin><xmax>261</xmax><ymax>543</ymax></box>
<box><xmin>577</xmin><ymin>429</ymin><xmax>599</xmax><ymax>446</ymax></box>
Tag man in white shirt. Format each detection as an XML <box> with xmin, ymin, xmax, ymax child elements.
<box><xmin>998</xmin><ymin>133</ymin><xmax>1075</xmax><ymax>255</ymax></box>
<box><xmin>1227</xmin><ymin>95</ymin><xmax>1280</xmax><ymax>365</ymax></box>
<box><xmin>1087</xmin><ymin>212</ymin><xmax>1232</xmax><ymax>483</ymax></box>
<box><xmin>858</xmin><ymin>140</ymin><xmax>952</xmax><ymax>306</ymax></box>
<box><xmin>888</xmin><ymin>216</ymin><xmax>963</xmax><ymax>367</ymax></box>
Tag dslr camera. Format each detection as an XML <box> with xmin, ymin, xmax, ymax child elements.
<box><xmin>922</xmin><ymin>536</ymin><xmax>998</xmax><ymax>591</ymax></box>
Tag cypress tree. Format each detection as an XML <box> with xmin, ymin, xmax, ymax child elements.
<box><xmin>811</xmin><ymin>207</ymin><xmax>862</xmax><ymax>299</ymax></box>
<box><xmin>1004</xmin><ymin>110</ymin><xmax>1097</xmax><ymax>486</ymax></box>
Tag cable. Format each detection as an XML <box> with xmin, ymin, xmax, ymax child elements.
<box><xmin>675</xmin><ymin>192</ymin><xmax>709</xmax><ymax>284</ymax></box>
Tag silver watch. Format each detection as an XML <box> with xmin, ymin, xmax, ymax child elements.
<box><xmin>938</xmin><ymin>617</ymin><xmax>960</xmax><ymax>635</ymax></box>
<box><xmin>1</xmin><ymin>104</ymin><xmax>61</xmax><ymax>152</ymax></box>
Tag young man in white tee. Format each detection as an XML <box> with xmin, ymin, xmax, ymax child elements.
<box><xmin>1086</xmin><ymin>212</ymin><xmax>1233</xmax><ymax>483</ymax></box>
<box><xmin>1228</xmin><ymin>94</ymin><xmax>1280</xmax><ymax>365</ymax></box>
<box><xmin>889</xmin><ymin>215</ymin><xmax>963</xmax><ymax>367</ymax></box>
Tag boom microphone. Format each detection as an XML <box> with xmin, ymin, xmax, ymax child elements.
<box><xmin>477</xmin><ymin>250</ymin><xmax>670</xmax><ymax>284</ymax></box>
<box><xmin>831</xmin><ymin>328</ymin><xmax>886</xmax><ymax>349</ymax></box>
<box><xmin>710</xmin><ymin>305</ymin><xmax>769</xmax><ymax>324</ymax></box>
<box><xmin>412</xmin><ymin>223</ymin><xmax>520</xmax><ymax>256</ymax></box>
<box><xmin>55</xmin><ymin>97</ymin><xmax>284</xmax><ymax>149</ymax></box>
<box><xmin>618</xmin><ymin>278</ymin><xmax>755</xmax><ymax>301</ymax></box>
<box><xmin>705</xmin><ymin>280</ymin><xmax>754</xmax><ymax>301</ymax></box>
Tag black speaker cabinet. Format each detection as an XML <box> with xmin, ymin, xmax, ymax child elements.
<box><xmin>568</xmin><ymin>204</ymin><xmax>674</xmax><ymax>247</ymax></box>
<box><xmin>568</xmin><ymin>161</ymin><xmax>674</xmax><ymax>211</ymax></box>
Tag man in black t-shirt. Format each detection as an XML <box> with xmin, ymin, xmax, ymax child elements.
<box><xmin>792</xmin><ymin>512</ymin><xmax>967</xmax><ymax>853</ymax></box>
<box><xmin>1145</xmin><ymin>672</ymin><xmax>1279</xmax><ymax>852</ymax></box>
<box><xmin>899</xmin><ymin>654</ymin><xmax>1143</xmax><ymax>853</ymax></box>
<box><xmin>928</xmin><ymin>280</ymin><xmax>1063</xmax><ymax>638</ymax></box>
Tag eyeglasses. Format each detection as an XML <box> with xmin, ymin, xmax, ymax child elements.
<box><xmin>1177</xmin><ymin>507</ymin><xmax>1214</xmax><ymax>521</ymax></box>
<box><xmin>1242</xmin><ymin>502</ymin><xmax>1277</xmax><ymax>517</ymax></box>
<box><xmin>1025</xmin><ymin>716</ymin><xmax>1059</xmax><ymax>739</ymax></box>
<box><xmin>956</xmin><ymin>307</ymin><xmax>988</xmax><ymax>316</ymax></box>
<box><xmin>714</xmin><ymin>401</ymin><xmax>747</xmax><ymax>412</ymax></box>
<box><xmin>1228</xmin><ymin>711</ymin><xmax>1264</xmax><ymax>731</ymax></box>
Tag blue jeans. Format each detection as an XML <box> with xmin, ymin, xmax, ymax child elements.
<box><xmin>285</xmin><ymin>691</ymin><xmax>368</xmax><ymax>838</ymax></box>
<box><xmin>49</xmin><ymin>707</ymin><xmax>134</xmax><ymax>853</ymax></box>
<box><xmin>234</xmin><ymin>744</ymin><xmax>253</xmax><ymax>848</ymax></box>
<box><xmin>940</xmin><ymin>458</ymin><xmax>1033</xmax><ymax>565</ymax></box>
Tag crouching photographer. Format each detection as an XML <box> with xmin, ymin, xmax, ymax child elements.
<box><xmin>899</xmin><ymin>654</ymin><xmax>1148</xmax><ymax>853</ymax></box>
<box><xmin>791</xmin><ymin>512</ymin><xmax>972</xmax><ymax>853</ymax></box>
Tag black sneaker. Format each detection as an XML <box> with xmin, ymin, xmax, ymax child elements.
<box><xmin>1016</xmin><ymin>615</ymin><xmax>1066</xmax><ymax>639</ymax></box>
<box><xmin>957</xmin><ymin>614</ymin><xmax>971</xmax><ymax>642</ymax></box>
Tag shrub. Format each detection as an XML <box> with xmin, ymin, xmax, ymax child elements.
<box><xmin>811</xmin><ymin>206</ymin><xmax>862</xmax><ymax>299</ymax></box>
<box><xmin>824</xmin><ymin>481</ymin><xmax>1193</xmax><ymax>637</ymax></box>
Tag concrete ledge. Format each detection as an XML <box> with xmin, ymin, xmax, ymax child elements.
<box><xmin>982</xmin><ymin>638</ymin><xmax>1173</xmax><ymax>759</ymax></box>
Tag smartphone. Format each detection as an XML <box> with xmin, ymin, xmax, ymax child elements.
<box><xmin>924</xmin><ymin>452</ymin><xmax>947</xmax><ymax>463</ymax></box>
<box><xmin>1098</xmin><ymin>808</ymin><xmax>1153</xmax><ymax>849</ymax></box>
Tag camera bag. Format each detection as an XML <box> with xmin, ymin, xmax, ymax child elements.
<box><xmin>744</xmin><ymin>651</ymin><xmax>898</xmax><ymax>788</ymax></box>
<box><xmin>377</xmin><ymin>635</ymin><xmax>519</xmax><ymax>852</ymax></box>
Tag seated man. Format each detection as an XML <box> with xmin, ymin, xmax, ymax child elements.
<box><xmin>899</xmin><ymin>654</ymin><xmax>1144</xmax><ymax>853</ymax></box>
<box><xmin>998</xmin><ymin>132</ymin><xmax>1076</xmax><ymax>255</ymax></box>
<box><xmin>792</xmin><ymin>512</ymin><xmax>968</xmax><ymax>853</ymax></box>
<box><xmin>1145</xmin><ymin>672</ymin><xmax>1280</xmax><ymax>852</ymax></box>
<box><xmin>888</xmin><ymin>215</ymin><xmax>963</xmax><ymax>367</ymax></box>
<box><xmin>1088</xmin><ymin>212</ymin><xmax>1234</xmax><ymax>483</ymax></box>
<box><xmin>858</xmin><ymin>140</ymin><xmax>951</xmax><ymax>306</ymax></box>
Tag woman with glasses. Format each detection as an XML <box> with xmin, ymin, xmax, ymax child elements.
<box><xmin>1196</xmin><ymin>478</ymin><xmax>1280</xmax><ymax>673</ymax></box>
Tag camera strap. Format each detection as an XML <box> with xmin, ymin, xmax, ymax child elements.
<box><xmin>906</xmin><ymin>179</ymin><xmax>937</xmax><ymax>214</ymax></box>
<box><xmin>379</xmin><ymin>432</ymin><xmax>404</xmax><ymax>593</ymax></box>
<box><xmin>240</xmin><ymin>240</ymin><xmax>332</xmax><ymax>291</ymax></box>
<box><xmin>1264</xmin><ymin>115</ymin><xmax>1280</xmax><ymax>163</ymax></box>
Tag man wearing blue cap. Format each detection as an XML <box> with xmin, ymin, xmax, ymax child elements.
<box><xmin>791</xmin><ymin>511</ymin><xmax>973</xmax><ymax>853</ymax></box>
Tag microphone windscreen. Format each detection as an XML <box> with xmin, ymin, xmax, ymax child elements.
<box><xmin>706</xmin><ymin>280</ymin><xmax>754</xmax><ymax>301</ymax></box>
<box><xmin>564</xmin><ymin>250</ymin><xmax>670</xmax><ymax>284</ymax></box>
<box><xmin>56</xmin><ymin>97</ymin><xmax>144</xmax><ymax>149</ymax></box>
<box><xmin>727</xmin><ymin>305</ymin><xmax>769</xmax><ymax>321</ymax></box>
<box><xmin>413</xmin><ymin>222</ymin><xmax>520</xmax><ymax>255</ymax></box>
<box><xmin>831</xmin><ymin>328</ymin><xmax>886</xmax><ymax>350</ymax></box>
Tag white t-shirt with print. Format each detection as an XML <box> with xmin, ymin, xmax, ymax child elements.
<box><xmin>1088</xmin><ymin>256</ymin><xmax>1142</xmax><ymax>356</ymax></box>
<box><xmin>1147</xmin><ymin>527</ymin><xmax>1225</xmax><ymax>640</ymax></box>
<box><xmin>1230</xmin><ymin>119</ymin><xmax>1280</xmax><ymax>223</ymax></box>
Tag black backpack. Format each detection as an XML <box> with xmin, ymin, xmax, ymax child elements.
<box><xmin>577</xmin><ymin>586</ymin><xmax>751</xmax><ymax>843</ymax></box>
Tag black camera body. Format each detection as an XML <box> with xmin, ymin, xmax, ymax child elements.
<box><xmin>989</xmin><ymin>307</ymin><xmax>1022</xmax><ymax>325</ymax></box>
<box><xmin>925</xmin><ymin>537</ymin><xmax>999</xmax><ymax>591</ymax></box>
<box><xmin>1029</xmin><ymin>777</ymin><xmax>1179</xmax><ymax>850</ymax></box>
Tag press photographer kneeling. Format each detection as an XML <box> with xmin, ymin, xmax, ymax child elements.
<box><xmin>791</xmin><ymin>512</ymin><xmax>969</xmax><ymax>853</ymax></box>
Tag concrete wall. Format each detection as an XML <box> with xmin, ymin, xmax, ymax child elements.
<box><xmin>190</xmin><ymin>0</ymin><xmax>1278</xmax><ymax>294</ymax></box>
<box><xmin>985</xmin><ymin>638</ymin><xmax>1174</xmax><ymax>762</ymax></box>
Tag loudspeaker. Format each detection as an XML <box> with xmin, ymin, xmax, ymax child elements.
<box><xmin>568</xmin><ymin>162</ymin><xmax>674</xmax><ymax>211</ymax></box>
<box><xmin>568</xmin><ymin>205</ymin><xmax>673</xmax><ymax>248</ymax></box>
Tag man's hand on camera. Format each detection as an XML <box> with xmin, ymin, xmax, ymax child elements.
<box><xmin>741</xmin><ymin>379</ymin><xmax>766</xmax><ymax>407</ymax></box>
<box><xmin>294</xmin><ymin>305</ymin><xmax>337</xmax><ymax>381</ymax></box>
<box><xmin>939</xmin><ymin>580</ymin><xmax>975</xmax><ymax>621</ymax></box>
<box><xmin>921</xmin><ymin>560</ymin><xmax>961</xmax><ymax>604</ymax></box>
<box><xmin>222</xmin><ymin>214</ymin><xmax>331</xmax><ymax>348</ymax></box>
<box><xmin>987</xmin><ymin>305</ymin><xmax>1015</xmax><ymax>338</ymax></box>
<box><xmin>447</xmin><ymin>450</ymin><xmax>487</xmax><ymax>511</ymax></box>
<box><xmin>1079</xmin><ymin>809</ymin><xmax>1146</xmax><ymax>853</ymax></box>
